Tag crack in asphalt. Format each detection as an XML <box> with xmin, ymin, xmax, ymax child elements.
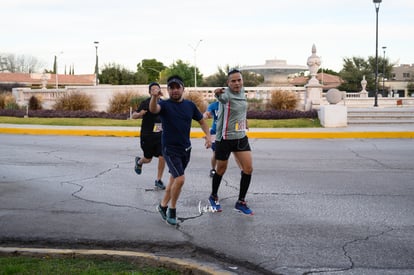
<box><xmin>60</xmin><ymin>164</ymin><xmax>153</xmax><ymax>214</ymax></box>
<box><xmin>302</xmin><ymin>226</ymin><xmax>395</xmax><ymax>275</ymax></box>
<box><xmin>65</xmin><ymin>165</ymin><xmax>204</xmax><ymax>223</ymax></box>
<box><xmin>348</xmin><ymin>147</ymin><xmax>401</xmax><ymax>170</ymax></box>
<box><xmin>58</xmin><ymin>168</ymin><xmax>271</xmax><ymax>274</ymax></box>
<box><xmin>57</xmin><ymin>164</ymin><xmax>405</xmax><ymax>275</ymax></box>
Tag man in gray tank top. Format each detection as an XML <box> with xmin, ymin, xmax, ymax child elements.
<box><xmin>208</xmin><ymin>69</ymin><xmax>254</xmax><ymax>215</ymax></box>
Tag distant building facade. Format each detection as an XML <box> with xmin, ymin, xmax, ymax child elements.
<box><xmin>391</xmin><ymin>64</ymin><xmax>414</xmax><ymax>81</ymax></box>
<box><xmin>385</xmin><ymin>64</ymin><xmax>414</xmax><ymax>97</ymax></box>
<box><xmin>0</xmin><ymin>72</ymin><xmax>96</xmax><ymax>91</ymax></box>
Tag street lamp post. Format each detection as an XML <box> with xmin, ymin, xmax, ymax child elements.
<box><xmin>382</xmin><ymin>46</ymin><xmax>387</xmax><ymax>95</ymax></box>
<box><xmin>55</xmin><ymin>55</ymin><xmax>58</xmax><ymax>89</ymax></box>
<box><xmin>373</xmin><ymin>0</ymin><xmax>382</xmax><ymax>107</ymax></box>
<box><xmin>189</xmin><ymin>39</ymin><xmax>203</xmax><ymax>88</ymax></box>
<box><xmin>94</xmin><ymin>41</ymin><xmax>99</xmax><ymax>86</ymax></box>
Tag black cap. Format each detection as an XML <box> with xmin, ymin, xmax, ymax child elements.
<box><xmin>227</xmin><ymin>68</ymin><xmax>241</xmax><ymax>76</ymax></box>
<box><xmin>148</xmin><ymin>82</ymin><xmax>160</xmax><ymax>91</ymax></box>
<box><xmin>167</xmin><ymin>75</ymin><xmax>184</xmax><ymax>88</ymax></box>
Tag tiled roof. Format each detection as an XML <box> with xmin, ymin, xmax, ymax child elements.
<box><xmin>0</xmin><ymin>72</ymin><xmax>95</xmax><ymax>86</ymax></box>
<box><xmin>290</xmin><ymin>73</ymin><xmax>344</xmax><ymax>89</ymax></box>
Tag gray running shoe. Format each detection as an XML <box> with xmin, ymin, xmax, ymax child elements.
<box><xmin>166</xmin><ymin>208</ymin><xmax>177</xmax><ymax>225</ymax></box>
<box><xmin>134</xmin><ymin>157</ymin><xmax>142</xmax><ymax>175</ymax></box>
<box><xmin>155</xmin><ymin>180</ymin><xmax>166</xmax><ymax>190</ymax></box>
<box><xmin>156</xmin><ymin>204</ymin><xmax>167</xmax><ymax>221</ymax></box>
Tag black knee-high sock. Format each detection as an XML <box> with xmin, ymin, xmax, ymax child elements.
<box><xmin>212</xmin><ymin>173</ymin><xmax>223</xmax><ymax>197</ymax></box>
<box><xmin>239</xmin><ymin>172</ymin><xmax>252</xmax><ymax>201</ymax></box>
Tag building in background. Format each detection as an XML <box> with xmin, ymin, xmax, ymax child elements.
<box><xmin>0</xmin><ymin>72</ymin><xmax>95</xmax><ymax>91</ymax></box>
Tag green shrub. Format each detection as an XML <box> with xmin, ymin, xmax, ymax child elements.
<box><xmin>5</xmin><ymin>102</ymin><xmax>20</xmax><ymax>110</ymax></box>
<box><xmin>53</xmin><ymin>91</ymin><xmax>94</xmax><ymax>111</ymax></box>
<box><xmin>130</xmin><ymin>96</ymin><xmax>148</xmax><ymax>111</ymax></box>
<box><xmin>269</xmin><ymin>90</ymin><xmax>298</xmax><ymax>110</ymax></box>
<box><xmin>28</xmin><ymin>95</ymin><xmax>42</xmax><ymax>110</ymax></box>
<box><xmin>108</xmin><ymin>92</ymin><xmax>137</xmax><ymax>114</ymax></box>
<box><xmin>0</xmin><ymin>94</ymin><xmax>5</xmax><ymax>109</ymax></box>
<box><xmin>0</xmin><ymin>92</ymin><xmax>17</xmax><ymax>109</ymax></box>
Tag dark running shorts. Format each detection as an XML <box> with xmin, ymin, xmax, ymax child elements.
<box><xmin>140</xmin><ymin>135</ymin><xmax>162</xmax><ymax>159</ymax></box>
<box><xmin>215</xmin><ymin>136</ymin><xmax>251</xmax><ymax>161</ymax></box>
<box><xmin>162</xmin><ymin>146</ymin><xmax>191</xmax><ymax>178</ymax></box>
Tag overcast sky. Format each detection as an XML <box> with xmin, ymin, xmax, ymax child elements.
<box><xmin>2</xmin><ymin>0</ymin><xmax>413</xmax><ymax>76</ymax></box>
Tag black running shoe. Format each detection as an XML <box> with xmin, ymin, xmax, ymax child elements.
<box><xmin>155</xmin><ymin>180</ymin><xmax>166</xmax><ymax>190</ymax></box>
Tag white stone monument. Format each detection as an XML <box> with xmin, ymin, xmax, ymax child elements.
<box><xmin>359</xmin><ymin>75</ymin><xmax>368</xmax><ymax>98</ymax></box>
<box><xmin>319</xmin><ymin>88</ymin><xmax>347</xmax><ymax>127</ymax></box>
<box><xmin>305</xmin><ymin>44</ymin><xmax>323</xmax><ymax>111</ymax></box>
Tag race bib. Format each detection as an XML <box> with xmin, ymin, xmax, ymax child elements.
<box><xmin>235</xmin><ymin>120</ymin><xmax>247</xmax><ymax>131</ymax></box>
<box><xmin>153</xmin><ymin>123</ymin><xmax>162</xmax><ymax>133</ymax></box>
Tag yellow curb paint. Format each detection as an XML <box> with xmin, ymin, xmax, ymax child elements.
<box><xmin>0</xmin><ymin>128</ymin><xmax>138</xmax><ymax>137</ymax></box>
<box><xmin>1</xmin><ymin>128</ymin><xmax>414</xmax><ymax>139</ymax></box>
<box><xmin>0</xmin><ymin>247</ymin><xmax>234</xmax><ymax>275</ymax></box>
<box><xmin>246</xmin><ymin>131</ymin><xmax>414</xmax><ymax>139</ymax></box>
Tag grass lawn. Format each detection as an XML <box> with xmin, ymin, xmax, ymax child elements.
<box><xmin>0</xmin><ymin>255</ymin><xmax>179</xmax><ymax>275</ymax></box>
<box><xmin>0</xmin><ymin>116</ymin><xmax>321</xmax><ymax>128</ymax></box>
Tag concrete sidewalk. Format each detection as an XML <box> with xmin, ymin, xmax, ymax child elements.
<box><xmin>1</xmin><ymin>123</ymin><xmax>414</xmax><ymax>138</ymax></box>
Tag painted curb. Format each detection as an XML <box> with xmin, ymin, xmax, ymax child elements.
<box><xmin>0</xmin><ymin>247</ymin><xmax>235</xmax><ymax>275</ymax></box>
<box><xmin>1</xmin><ymin>127</ymin><xmax>414</xmax><ymax>139</ymax></box>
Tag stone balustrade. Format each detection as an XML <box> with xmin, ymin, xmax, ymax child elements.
<box><xmin>12</xmin><ymin>85</ymin><xmax>413</xmax><ymax>112</ymax></box>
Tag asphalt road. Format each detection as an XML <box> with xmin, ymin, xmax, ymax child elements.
<box><xmin>1</xmin><ymin>134</ymin><xmax>414</xmax><ymax>274</ymax></box>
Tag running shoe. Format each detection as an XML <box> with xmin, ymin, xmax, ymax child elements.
<box><xmin>208</xmin><ymin>195</ymin><xmax>222</xmax><ymax>212</ymax></box>
<box><xmin>156</xmin><ymin>204</ymin><xmax>167</xmax><ymax>221</ymax></box>
<box><xmin>209</xmin><ymin>169</ymin><xmax>216</xmax><ymax>178</ymax></box>
<box><xmin>134</xmin><ymin>156</ymin><xmax>142</xmax><ymax>175</ymax></box>
<box><xmin>235</xmin><ymin>200</ymin><xmax>254</xmax><ymax>215</ymax></box>
<box><xmin>166</xmin><ymin>208</ymin><xmax>177</xmax><ymax>225</ymax></box>
<box><xmin>154</xmin><ymin>180</ymin><xmax>166</xmax><ymax>190</ymax></box>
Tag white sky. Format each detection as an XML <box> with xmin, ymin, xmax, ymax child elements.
<box><xmin>2</xmin><ymin>0</ymin><xmax>413</xmax><ymax>76</ymax></box>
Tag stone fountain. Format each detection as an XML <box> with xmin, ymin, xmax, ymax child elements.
<box><xmin>240</xmin><ymin>59</ymin><xmax>307</xmax><ymax>86</ymax></box>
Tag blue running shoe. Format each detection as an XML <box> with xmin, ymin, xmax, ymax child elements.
<box><xmin>166</xmin><ymin>208</ymin><xmax>177</xmax><ymax>226</ymax></box>
<box><xmin>208</xmin><ymin>195</ymin><xmax>222</xmax><ymax>212</ymax></box>
<box><xmin>156</xmin><ymin>204</ymin><xmax>167</xmax><ymax>221</ymax></box>
<box><xmin>154</xmin><ymin>180</ymin><xmax>166</xmax><ymax>190</ymax></box>
<box><xmin>134</xmin><ymin>156</ymin><xmax>142</xmax><ymax>175</ymax></box>
<box><xmin>235</xmin><ymin>200</ymin><xmax>253</xmax><ymax>215</ymax></box>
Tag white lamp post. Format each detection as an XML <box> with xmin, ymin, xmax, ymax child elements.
<box><xmin>188</xmin><ymin>39</ymin><xmax>203</xmax><ymax>88</ymax></box>
<box><xmin>94</xmin><ymin>41</ymin><xmax>99</xmax><ymax>85</ymax></box>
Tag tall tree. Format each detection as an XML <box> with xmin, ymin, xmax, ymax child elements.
<box><xmin>99</xmin><ymin>63</ymin><xmax>137</xmax><ymax>85</ymax></box>
<box><xmin>0</xmin><ymin>53</ymin><xmax>45</xmax><ymax>73</ymax></box>
<box><xmin>367</xmin><ymin>56</ymin><xmax>394</xmax><ymax>91</ymax></box>
<box><xmin>203</xmin><ymin>66</ymin><xmax>228</xmax><ymax>87</ymax></box>
<box><xmin>137</xmin><ymin>59</ymin><xmax>166</xmax><ymax>83</ymax></box>
<box><xmin>53</xmin><ymin>55</ymin><xmax>57</xmax><ymax>74</ymax></box>
<box><xmin>160</xmin><ymin>60</ymin><xmax>196</xmax><ymax>86</ymax></box>
<box><xmin>338</xmin><ymin>57</ymin><xmax>372</xmax><ymax>93</ymax></box>
<box><xmin>318</xmin><ymin>68</ymin><xmax>339</xmax><ymax>76</ymax></box>
<box><xmin>338</xmin><ymin>56</ymin><xmax>394</xmax><ymax>94</ymax></box>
